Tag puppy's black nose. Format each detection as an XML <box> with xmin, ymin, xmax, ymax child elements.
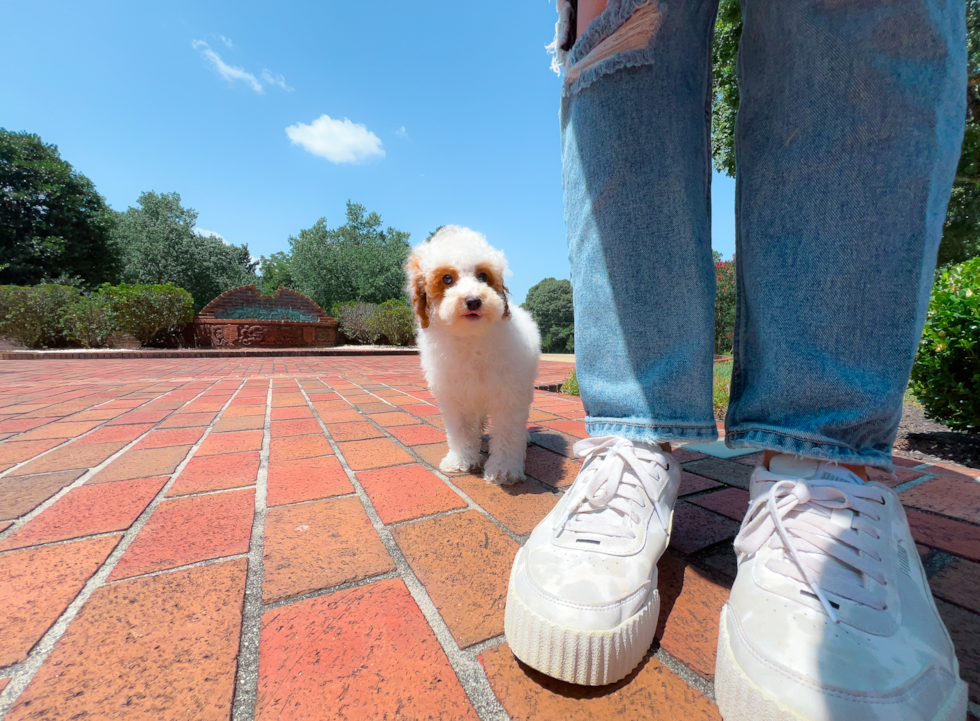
<box><xmin>465</xmin><ymin>297</ymin><xmax>482</xmax><ymax>311</ymax></box>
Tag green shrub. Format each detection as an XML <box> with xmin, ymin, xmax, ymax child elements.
<box><xmin>715</xmin><ymin>258</ymin><xmax>737</xmax><ymax>354</ymax></box>
<box><xmin>63</xmin><ymin>295</ymin><xmax>116</xmax><ymax>348</ymax></box>
<box><xmin>332</xmin><ymin>302</ymin><xmax>381</xmax><ymax>344</ymax></box>
<box><xmin>98</xmin><ymin>283</ymin><xmax>194</xmax><ymax>346</ymax></box>
<box><xmin>0</xmin><ymin>284</ymin><xmax>81</xmax><ymax>348</ymax></box>
<box><xmin>368</xmin><ymin>299</ymin><xmax>415</xmax><ymax>346</ymax></box>
<box><xmin>910</xmin><ymin>258</ymin><xmax>980</xmax><ymax>431</ymax></box>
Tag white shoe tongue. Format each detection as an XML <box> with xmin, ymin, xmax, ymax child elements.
<box><xmin>768</xmin><ymin>454</ymin><xmax>865</xmax><ymax>484</ymax></box>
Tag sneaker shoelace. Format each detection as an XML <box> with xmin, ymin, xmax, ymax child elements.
<box><xmin>734</xmin><ymin>479</ymin><xmax>888</xmax><ymax>623</ymax></box>
<box><xmin>553</xmin><ymin>436</ymin><xmax>670</xmax><ymax>540</ymax></box>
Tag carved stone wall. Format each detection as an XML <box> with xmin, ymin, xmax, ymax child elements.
<box><xmin>193</xmin><ymin>286</ymin><xmax>339</xmax><ymax>348</ymax></box>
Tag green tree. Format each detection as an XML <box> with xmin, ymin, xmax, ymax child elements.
<box><xmin>0</xmin><ymin>130</ymin><xmax>120</xmax><ymax>286</ymax></box>
<box><xmin>258</xmin><ymin>250</ymin><xmax>295</xmax><ymax>295</ymax></box>
<box><xmin>710</xmin><ymin>0</ymin><xmax>980</xmax><ymax>265</ymax></box>
<box><xmin>289</xmin><ymin>201</ymin><xmax>411</xmax><ymax>311</ymax></box>
<box><xmin>113</xmin><ymin>191</ymin><xmax>257</xmax><ymax>311</ymax></box>
<box><xmin>523</xmin><ymin>278</ymin><xmax>575</xmax><ymax>353</ymax></box>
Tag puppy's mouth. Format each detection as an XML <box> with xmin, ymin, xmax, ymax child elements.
<box><xmin>461</xmin><ymin>311</ymin><xmax>483</xmax><ymax>319</ymax></box>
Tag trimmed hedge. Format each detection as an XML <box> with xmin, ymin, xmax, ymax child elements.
<box><xmin>0</xmin><ymin>283</ymin><xmax>194</xmax><ymax>349</ymax></box>
<box><xmin>331</xmin><ymin>299</ymin><xmax>415</xmax><ymax>346</ymax></box>
<box><xmin>0</xmin><ymin>284</ymin><xmax>82</xmax><ymax>348</ymax></box>
<box><xmin>910</xmin><ymin>258</ymin><xmax>980</xmax><ymax>431</ymax></box>
<box><xmin>96</xmin><ymin>284</ymin><xmax>194</xmax><ymax>346</ymax></box>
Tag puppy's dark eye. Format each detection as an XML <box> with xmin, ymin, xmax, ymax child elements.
<box><xmin>477</xmin><ymin>272</ymin><xmax>488</xmax><ymax>283</ymax></box>
<box><xmin>442</xmin><ymin>274</ymin><xmax>454</xmax><ymax>285</ymax></box>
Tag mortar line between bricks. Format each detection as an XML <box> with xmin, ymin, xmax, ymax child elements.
<box><xmin>0</xmin><ymin>378</ymin><xmax>226</xmax><ymax>545</ymax></box>
<box><xmin>301</xmin><ymin>381</ymin><xmax>510</xmax><ymax>721</ymax></box>
<box><xmin>653</xmin><ymin>645</ymin><xmax>716</xmax><ymax>702</ymax></box>
<box><xmin>260</xmin><ymin>570</ymin><xmax>401</xmax><ymax>611</ymax></box>
<box><xmin>340</xmin><ymin>379</ymin><xmax>559</xmax><ymax>548</ymax></box>
<box><xmin>103</xmin><ymin>552</ymin><xmax>250</xmax><ymax>584</ymax></box>
<box><xmin>463</xmin><ymin>634</ymin><xmax>507</xmax><ymax>659</ymax></box>
<box><xmin>0</xmin><ymin>380</ymin><xmax>201</xmax><ymax>481</ymax></box>
<box><xmin>230</xmin><ymin>378</ymin><xmax>272</xmax><ymax>721</ymax></box>
<box><xmin>891</xmin><ymin>472</ymin><xmax>937</xmax><ymax>494</ymax></box>
<box><xmin>0</xmin><ymin>377</ymin><xmax>247</xmax><ymax>720</ymax></box>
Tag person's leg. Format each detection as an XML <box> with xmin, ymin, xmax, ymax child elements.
<box><xmin>716</xmin><ymin>2</ymin><xmax>968</xmax><ymax>717</ymax></box>
<box><xmin>561</xmin><ymin>0</ymin><xmax>719</xmax><ymax>446</ymax></box>
<box><xmin>725</xmin><ymin>0</ymin><xmax>967</xmax><ymax>471</ymax></box>
<box><xmin>506</xmin><ymin>0</ymin><xmax>719</xmax><ymax>687</ymax></box>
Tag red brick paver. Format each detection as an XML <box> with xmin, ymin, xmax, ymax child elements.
<box><xmin>0</xmin><ymin>356</ymin><xmax>976</xmax><ymax>720</ymax></box>
<box><xmin>7</xmin><ymin>559</ymin><xmax>246</xmax><ymax>721</ymax></box>
<box><xmin>257</xmin><ymin>579</ymin><xmax>478</xmax><ymax>720</ymax></box>
<box><xmin>0</xmin><ymin>536</ymin><xmax>119</xmax><ymax>666</ymax></box>
<box><xmin>0</xmin><ymin>477</ymin><xmax>165</xmax><ymax>550</ymax></box>
<box><xmin>262</xmin><ymin>495</ymin><xmax>394</xmax><ymax>602</ymax></box>
<box><xmin>110</xmin><ymin>490</ymin><xmax>254</xmax><ymax>579</ymax></box>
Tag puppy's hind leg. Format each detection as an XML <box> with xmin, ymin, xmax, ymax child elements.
<box><xmin>484</xmin><ymin>405</ymin><xmax>530</xmax><ymax>485</ymax></box>
<box><xmin>440</xmin><ymin>408</ymin><xmax>484</xmax><ymax>474</ymax></box>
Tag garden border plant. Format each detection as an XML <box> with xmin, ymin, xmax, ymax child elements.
<box><xmin>910</xmin><ymin>257</ymin><xmax>980</xmax><ymax>432</ymax></box>
<box><xmin>0</xmin><ymin>282</ymin><xmax>194</xmax><ymax>349</ymax></box>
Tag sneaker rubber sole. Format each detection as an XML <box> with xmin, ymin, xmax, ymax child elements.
<box><xmin>504</xmin><ymin>563</ymin><xmax>660</xmax><ymax>686</ymax></box>
<box><xmin>714</xmin><ymin>604</ymin><xmax>969</xmax><ymax>721</ymax></box>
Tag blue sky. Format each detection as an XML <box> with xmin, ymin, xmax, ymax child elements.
<box><xmin>0</xmin><ymin>0</ymin><xmax>736</xmax><ymax>304</ymax></box>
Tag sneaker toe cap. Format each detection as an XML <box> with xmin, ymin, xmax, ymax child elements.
<box><xmin>512</xmin><ymin>547</ymin><xmax>654</xmax><ymax>631</ymax></box>
<box><xmin>722</xmin><ymin>604</ymin><xmax>963</xmax><ymax>721</ymax></box>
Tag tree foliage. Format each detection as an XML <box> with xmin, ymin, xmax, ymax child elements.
<box><xmin>288</xmin><ymin>201</ymin><xmax>411</xmax><ymax>311</ymax></box>
<box><xmin>258</xmin><ymin>251</ymin><xmax>295</xmax><ymax>295</ymax></box>
<box><xmin>523</xmin><ymin>278</ymin><xmax>575</xmax><ymax>353</ymax></box>
<box><xmin>715</xmin><ymin>257</ymin><xmax>737</xmax><ymax>354</ymax></box>
<box><xmin>710</xmin><ymin>0</ymin><xmax>980</xmax><ymax>265</ymax></box>
<box><xmin>113</xmin><ymin>191</ymin><xmax>257</xmax><ymax>311</ymax></box>
<box><xmin>0</xmin><ymin>130</ymin><xmax>119</xmax><ymax>287</ymax></box>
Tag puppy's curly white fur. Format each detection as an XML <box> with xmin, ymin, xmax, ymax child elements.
<box><xmin>405</xmin><ymin>226</ymin><xmax>541</xmax><ymax>485</ymax></box>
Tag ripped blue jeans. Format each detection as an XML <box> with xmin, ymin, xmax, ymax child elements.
<box><xmin>558</xmin><ymin>0</ymin><xmax>966</xmax><ymax>469</ymax></box>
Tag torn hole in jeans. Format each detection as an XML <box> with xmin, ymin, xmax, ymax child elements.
<box><xmin>558</xmin><ymin>1</ymin><xmax>667</xmax><ymax>95</ymax></box>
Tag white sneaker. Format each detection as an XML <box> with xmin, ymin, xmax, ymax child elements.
<box><xmin>715</xmin><ymin>454</ymin><xmax>968</xmax><ymax>721</ymax></box>
<box><xmin>504</xmin><ymin>436</ymin><xmax>681</xmax><ymax>685</ymax></box>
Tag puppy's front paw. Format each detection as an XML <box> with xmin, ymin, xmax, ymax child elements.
<box><xmin>483</xmin><ymin>458</ymin><xmax>525</xmax><ymax>486</ymax></box>
<box><xmin>440</xmin><ymin>452</ymin><xmax>482</xmax><ymax>474</ymax></box>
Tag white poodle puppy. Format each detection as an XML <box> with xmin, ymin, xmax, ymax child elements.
<box><xmin>405</xmin><ymin>226</ymin><xmax>541</xmax><ymax>485</ymax></box>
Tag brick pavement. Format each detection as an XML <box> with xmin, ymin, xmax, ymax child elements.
<box><xmin>0</xmin><ymin>356</ymin><xmax>977</xmax><ymax>720</ymax></box>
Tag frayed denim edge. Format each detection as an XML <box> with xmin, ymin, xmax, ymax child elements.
<box><xmin>569</xmin><ymin>0</ymin><xmax>658</xmax><ymax>64</ymax></box>
<box><xmin>725</xmin><ymin>429</ymin><xmax>895</xmax><ymax>472</ymax></box>
<box><xmin>586</xmin><ymin>418</ymin><xmax>719</xmax><ymax>444</ymax></box>
<box><xmin>563</xmin><ymin>48</ymin><xmax>662</xmax><ymax>97</ymax></box>
<box><xmin>561</xmin><ymin>0</ymin><xmax>666</xmax><ymax>97</ymax></box>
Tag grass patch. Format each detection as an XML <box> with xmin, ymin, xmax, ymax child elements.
<box><xmin>565</xmin><ymin>360</ymin><xmax>920</xmax><ymax>417</ymax></box>
<box><xmin>714</xmin><ymin>360</ymin><xmax>733</xmax><ymax>418</ymax></box>
<box><xmin>562</xmin><ymin>369</ymin><xmax>580</xmax><ymax>396</ymax></box>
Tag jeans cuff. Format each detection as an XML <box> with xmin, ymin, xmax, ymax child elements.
<box><xmin>725</xmin><ymin>427</ymin><xmax>894</xmax><ymax>471</ymax></box>
<box><xmin>586</xmin><ymin>417</ymin><xmax>719</xmax><ymax>444</ymax></box>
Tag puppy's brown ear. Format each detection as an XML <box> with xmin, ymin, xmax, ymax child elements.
<box><xmin>502</xmin><ymin>284</ymin><xmax>511</xmax><ymax>321</ymax></box>
<box><xmin>405</xmin><ymin>255</ymin><xmax>429</xmax><ymax>329</ymax></box>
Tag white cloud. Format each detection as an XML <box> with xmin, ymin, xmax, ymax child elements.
<box><xmin>194</xmin><ymin>227</ymin><xmax>226</xmax><ymax>242</ymax></box>
<box><xmin>191</xmin><ymin>40</ymin><xmax>263</xmax><ymax>93</ymax></box>
<box><xmin>261</xmin><ymin>69</ymin><xmax>294</xmax><ymax>92</ymax></box>
<box><xmin>395</xmin><ymin>126</ymin><xmax>408</xmax><ymax>138</ymax></box>
<box><xmin>286</xmin><ymin>115</ymin><xmax>385</xmax><ymax>164</ymax></box>
<box><xmin>218</xmin><ymin>34</ymin><xmax>234</xmax><ymax>48</ymax></box>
